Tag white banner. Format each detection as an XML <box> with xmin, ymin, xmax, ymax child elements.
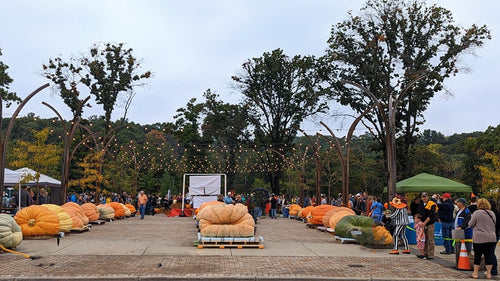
<box><xmin>193</xmin><ymin>196</ymin><xmax>218</xmax><ymax>208</ymax></box>
<box><xmin>189</xmin><ymin>175</ymin><xmax>221</xmax><ymax>195</ymax></box>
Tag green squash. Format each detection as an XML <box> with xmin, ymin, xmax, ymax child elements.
<box><xmin>0</xmin><ymin>214</ymin><xmax>23</xmax><ymax>248</ymax></box>
<box><xmin>334</xmin><ymin>215</ymin><xmax>374</xmax><ymax>242</ymax></box>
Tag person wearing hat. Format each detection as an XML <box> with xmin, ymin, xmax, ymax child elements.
<box><xmin>224</xmin><ymin>192</ymin><xmax>234</xmax><ymax>204</ymax></box>
<box><xmin>437</xmin><ymin>193</ymin><xmax>455</xmax><ymax>254</ymax></box>
<box><xmin>417</xmin><ymin>192</ymin><xmax>439</xmax><ymax>260</ymax></box>
<box><xmin>386</xmin><ymin>196</ymin><xmax>410</xmax><ymax>255</ymax></box>
<box><xmin>454</xmin><ymin>198</ymin><xmax>473</xmax><ymax>255</ymax></box>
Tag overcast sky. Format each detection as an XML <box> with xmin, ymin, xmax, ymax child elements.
<box><xmin>1</xmin><ymin>0</ymin><xmax>499</xmax><ymax>136</ymax></box>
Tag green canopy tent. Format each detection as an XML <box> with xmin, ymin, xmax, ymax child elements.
<box><xmin>384</xmin><ymin>173</ymin><xmax>472</xmax><ymax>193</ymax></box>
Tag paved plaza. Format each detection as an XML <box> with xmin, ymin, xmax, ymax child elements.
<box><xmin>0</xmin><ymin>214</ymin><xmax>497</xmax><ymax>280</ymax></box>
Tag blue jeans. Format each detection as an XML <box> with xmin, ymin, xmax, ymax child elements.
<box><xmin>270</xmin><ymin>208</ymin><xmax>277</xmax><ymax>218</ymax></box>
<box><xmin>492</xmin><ymin>236</ymin><xmax>499</xmax><ymax>275</ymax></box>
<box><xmin>254</xmin><ymin>207</ymin><xmax>262</xmax><ymax>218</ymax></box>
<box><xmin>139</xmin><ymin>204</ymin><xmax>146</xmax><ymax>219</ymax></box>
<box><xmin>441</xmin><ymin>222</ymin><xmax>454</xmax><ymax>253</ymax></box>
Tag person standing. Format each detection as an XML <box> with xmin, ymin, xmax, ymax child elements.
<box><xmin>138</xmin><ymin>191</ymin><xmax>148</xmax><ymax>220</ymax></box>
<box><xmin>455</xmin><ymin>198</ymin><xmax>473</xmax><ymax>255</ymax></box>
<box><xmin>468</xmin><ymin>198</ymin><xmax>496</xmax><ymax>279</ymax></box>
<box><xmin>38</xmin><ymin>188</ymin><xmax>50</xmax><ymax>204</ymax></box>
<box><xmin>417</xmin><ymin>192</ymin><xmax>438</xmax><ymax>260</ymax></box>
<box><xmin>387</xmin><ymin>196</ymin><xmax>410</xmax><ymax>255</ymax></box>
<box><xmin>269</xmin><ymin>194</ymin><xmax>278</xmax><ymax>219</ymax></box>
<box><xmin>437</xmin><ymin>193</ymin><xmax>455</xmax><ymax>254</ymax></box>
<box><xmin>224</xmin><ymin>192</ymin><xmax>234</xmax><ymax>204</ymax></box>
<box><xmin>488</xmin><ymin>199</ymin><xmax>500</xmax><ymax>276</ymax></box>
<box><xmin>20</xmin><ymin>186</ymin><xmax>31</xmax><ymax>208</ymax></box>
<box><xmin>369</xmin><ymin>196</ymin><xmax>383</xmax><ymax>223</ymax></box>
<box><xmin>414</xmin><ymin>213</ymin><xmax>426</xmax><ymax>259</ymax></box>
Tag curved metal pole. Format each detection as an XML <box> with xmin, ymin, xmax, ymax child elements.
<box><xmin>42</xmin><ymin>96</ymin><xmax>90</xmax><ymax>204</ymax></box>
<box><xmin>0</xmin><ymin>83</ymin><xmax>49</xmax><ymax>205</ymax></box>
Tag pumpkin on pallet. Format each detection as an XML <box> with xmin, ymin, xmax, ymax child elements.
<box><xmin>107</xmin><ymin>202</ymin><xmax>125</xmax><ymax>218</ymax></box>
<box><xmin>323</xmin><ymin>207</ymin><xmax>355</xmax><ymax>228</ymax></box>
<box><xmin>121</xmin><ymin>204</ymin><xmax>131</xmax><ymax>217</ymax></box>
<box><xmin>62</xmin><ymin>202</ymin><xmax>89</xmax><ymax>230</ymax></box>
<box><xmin>0</xmin><ymin>214</ymin><xmax>23</xmax><ymax>248</ymax></box>
<box><xmin>372</xmin><ymin>226</ymin><xmax>393</xmax><ymax>245</ymax></box>
<box><xmin>124</xmin><ymin>204</ymin><xmax>136</xmax><ymax>214</ymax></box>
<box><xmin>309</xmin><ymin>205</ymin><xmax>336</xmax><ymax>225</ymax></box>
<box><xmin>335</xmin><ymin>215</ymin><xmax>374</xmax><ymax>244</ymax></box>
<box><xmin>81</xmin><ymin>203</ymin><xmax>100</xmax><ymax>221</ymax></box>
<box><xmin>14</xmin><ymin>205</ymin><xmax>60</xmax><ymax>236</ymax></box>
<box><xmin>198</xmin><ymin>203</ymin><xmax>255</xmax><ymax>237</ymax></box>
<box><xmin>42</xmin><ymin>204</ymin><xmax>73</xmax><ymax>232</ymax></box>
<box><xmin>288</xmin><ymin>204</ymin><xmax>302</xmax><ymax>217</ymax></box>
<box><xmin>300</xmin><ymin>206</ymin><xmax>315</xmax><ymax>219</ymax></box>
<box><xmin>97</xmin><ymin>204</ymin><xmax>115</xmax><ymax>220</ymax></box>
<box><xmin>328</xmin><ymin>210</ymin><xmax>356</xmax><ymax>230</ymax></box>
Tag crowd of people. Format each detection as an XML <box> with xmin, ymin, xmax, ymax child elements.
<box><xmin>220</xmin><ymin>190</ymin><xmax>499</xmax><ymax>278</ymax></box>
<box><xmin>4</xmin><ymin>185</ymin><xmax>499</xmax><ymax>277</ymax></box>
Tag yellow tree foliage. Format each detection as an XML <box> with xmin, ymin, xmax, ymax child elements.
<box><xmin>9</xmin><ymin>128</ymin><xmax>61</xmax><ymax>178</ymax></box>
<box><xmin>70</xmin><ymin>151</ymin><xmax>109</xmax><ymax>193</ymax></box>
<box><xmin>476</xmin><ymin>151</ymin><xmax>500</xmax><ymax>198</ymax></box>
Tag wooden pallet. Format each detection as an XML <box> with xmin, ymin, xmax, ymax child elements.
<box><xmin>24</xmin><ymin>235</ymin><xmax>56</xmax><ymax>240</ymax></box>
<box><xmin>89</xmin><ymin>220</ymin><xmax>106</xmax><ymax>225</ymax></box>
<box><xmin>70</xmin><ymin>226</ymin><xmax>90</xmax><ymax>233</ymax></box>
<box><xmin>194</xmin><ymin>234</ymin><xmax>264</xmax><ymax>249</ymax></box>
<box><xmin>335</xmin><ymin>236</ymin><xmax>357</xmax><ymax>244</ymax></box>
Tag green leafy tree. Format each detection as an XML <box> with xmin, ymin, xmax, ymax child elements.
<box><xmin>232</xmin><ymin>48</ymin><xmax>328</xmax><ymax>195</ymax></box>
<box><xmin>201</xmin><ymin>89</ymin><xmax>250</xmax><ymax>187</ymax></box>
<box><xmin>321</xmin><ymin>0</ymin><xmax>491</xmax><ymax>181</ymax></box>
<box><xmin>80</xmin><ymin>43</ymin><xmax>151</xmax><ymax>132</ymax></box>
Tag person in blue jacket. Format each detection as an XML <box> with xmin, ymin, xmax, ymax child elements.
<box><xmin>369</xmin><ymin>196</ymin><xmax>383</xmax><ymax>223</ymax></box>
<box><xmin>454</xmin><ymin>198</ymin><xmax>473</xmax><ymax>254</ymax></box>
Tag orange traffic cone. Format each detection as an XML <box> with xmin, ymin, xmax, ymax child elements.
<box><xmin>457</xmin><ymin>240</ymin><xmax>471</xmax><ymax>270</ymax></box>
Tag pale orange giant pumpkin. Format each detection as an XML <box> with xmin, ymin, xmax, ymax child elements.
<box><xmin>288</xmin><ymin>204</ymin><xmax>302</xmax><ymax>217</ymax></box>
<box><xmin>81</xmin><ymin>203</ymin><xmax>100</xmax><ymax>221</ymax></box>
<box><xmin>198</xmin><ymin>203</ymin><xmax>255</xmax><ymax>237</ymax></box>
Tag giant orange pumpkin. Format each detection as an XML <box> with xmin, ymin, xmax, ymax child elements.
<box><xmin>121</xmin><ymin>204</ymin><xmax>131</xmax><ymax>217</ymax></box>
<box><xmin>107</xmin><ymin>202</ymin><xmax>125</xmax><ymax>218</ymax></box>
<box><xmin>309</xmin><ymin>205</ymin><xmax>337</xmax><ymax>225</ymax></box>
<box><xmin>288</xmin><ymin>204</ymin><xmax>302</xmax><ymax>217</ymax></box>
<box><xmin>198</xmin><ymin>203</ymin><xmax>255</xmax><ymax>237</ymax></box>
<box><xmin>14</xmin><ymin>205</ymin><xmax>60</xmax><ymax>236</ymax></box>
<box><xmin>300</xmin><ymin>206</ymin><xmax>315</xmax><ymax>219</ymax></box>
<box><xmin>81</xmin><ymin>203</ymin><xmax>100</xmax><ymax>221</ymax></box>
<box><xmin>43</xmin><ymin>204</ymin><xmax>73</xmax><ymax>232</ymax></box>
<box><xmin>125</xmin><ymin>204</ymin><xmax>136</xmax><ymax>214</ymax></box>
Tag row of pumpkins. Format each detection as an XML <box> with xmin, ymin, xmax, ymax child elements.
<box><xmin>0</xmin><ymin>202</ymin><xmax>137</xmax><ymax>249</ymax></box>
<box><xmin>195</xmin><ymin>201</ymin><xmax>255</xmax><ymax>237</ymax></box>
<box><xmin>288</xmin><ymin>204</ymin><xmax>393</xmax><ymax>246</ymax></box>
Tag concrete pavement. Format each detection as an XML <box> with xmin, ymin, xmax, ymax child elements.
<box><xmin>0</xmin><ymin>214</ymin><xmax>496</xmax><ymax>280</ymax></box>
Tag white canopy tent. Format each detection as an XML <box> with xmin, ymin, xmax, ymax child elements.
<box><xmin>3</xmin><ymin>169</ymin><xmax>22</xmax><ymax>211</ymax></box>
<box><xmin>14</xmin><ymin>167</ymin><xmax>61</xmax><ymax>187</ymax></box>
<box><xmin>3</xmin><ymin>168</ymin><xmax>61</xmax><ymax>208</ymax></box>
